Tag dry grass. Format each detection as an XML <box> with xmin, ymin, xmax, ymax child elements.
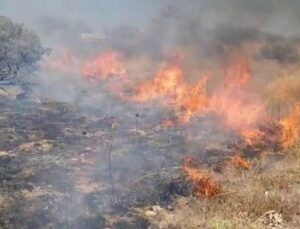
<box><xmin>290</xmin><ymin>143</ymin><xmax>300</xmax><ymax>159</ymax></box>
<box><xmin>146</xmin><ymin>153</ymin><xmax>300</xmax><ymax>229</ymax></box>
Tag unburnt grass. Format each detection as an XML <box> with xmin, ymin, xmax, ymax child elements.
<box><xmin>146</xmin><ymin>153</ymin><xmax>300</xmax><ymax>229</ymax></box>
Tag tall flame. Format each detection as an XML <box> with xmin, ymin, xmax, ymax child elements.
<box><xmin>280</xmin><ymin>104</ymin><xmax>300</xmax><ymax>149</ymax></box>
<box><xmin>176</xmin><ymin>76</ymin><xmax>209</xmax><ymax>123</ymax></box>
<box><xmin>45</xmin><ymin>48</ymin><xmax>300</xmax><ymax>149</ymax></box>
<box><xmin>210</xmin><ymin>57</ymin><xmax>265</xmax><ymax>143</ymax></box>
<box><xmin>128</xmin><ymin>56</ymin><xmax>265</xmax><ymax>141</ymax></box>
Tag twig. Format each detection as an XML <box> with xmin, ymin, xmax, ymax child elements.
<box><xmin>135</xmin><ymin>113</ymin><xmax>140</xmax><ymax>143</ymax></box>
<box><xmin>131</xmin><ymin>172</ymin><xmax>162</xmax><ymax>186</ymax></box>
<box><xmin>67</xmin><ymin>187</ymin><xmax>73</xmax><ymax>229</ymax></box>
<box><xmin>0</xmin><ymin>171</ymin><xmax>8</xmax><ymax>196</ymax></box>
<box><xmin>108</xmin><ymin>125</ymin><xmax>117</xmax><ymax>194</ymax></box>
<box><xmin>131</xmin><ymin>166</ymin><xmax>181</xmax><ymax>186</ymax></box>
<box><xmin>213</xmin><ymin>190</ymin><xmax>246</xmax><ymax>198</ymax></box>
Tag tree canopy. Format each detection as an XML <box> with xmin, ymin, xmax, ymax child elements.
<box><xmin>0</xmin><ymin>16</ymin><xmax>47</xmax><ymax>86</ymax></box>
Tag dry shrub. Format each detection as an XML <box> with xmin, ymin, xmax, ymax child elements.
<box><xmin>265</xmin><ymin>72</ymin><xmax>300</xmax><ymax>117</ymax></box>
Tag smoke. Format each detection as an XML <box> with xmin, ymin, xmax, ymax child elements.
<box><xmin>1</xmin><ymin>0</ymin><xmax>300</xmax><ymax>110</ymax></box>
<box><xmin>164</xmin><ymin>0</ymin><xmax>300</xmax><ymax>35</ymax></box>
<box><xmin>2</xmin><ymin>1</ymin><xmax>300</xmax><ymax>227</ymax></box>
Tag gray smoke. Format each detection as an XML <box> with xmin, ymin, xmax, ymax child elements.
<box><xmin>1</xmin><ymin>0</ymin><xmax>300</xmax><ymax>106</ymax></box>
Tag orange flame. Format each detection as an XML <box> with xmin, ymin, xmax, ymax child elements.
<box><xmin>280</xmin><ymin>104</ymin><xmax>300</xmax><ymax>149</ymax></box>
<box><xmin>210</xmin><ymin>57</ymin><xmax>265</xmax><ymax>143</ymax></box>
<box><xmin>183</xmin><ymin>157</ymin><xmax>221</xmax><ymax>198</ymax></box>
<box><xmin>240</xmin><ymin>128</ymin><xmax>265</xmax><ymax>146</ymax></box>
<box><xmin>223</xmin><ymin>57</ymin><xmax>251</xmax><ymax>88</ymax></box>
<box><xmin>176</xmin><ymin>76</ymin><xmax>209</xmax><ymax>123</ymax></box>
<box><xmin>231</xmin><ymin>154</ymin><xmax>252</xmax><ymax>170</ymax></box>
<box><xmin>132</xmin><ymin>64</ymin><xmax>184</xmax><ymax>102</ymax></box>
<box><xmin>131</xmin><ymin>63</ymin><xmax>209</xmax><ymax>123</ymax></box>
<box><xmin>129</xmin><ymin>56</ymin><xmax>265</xmax><ymax>137</ymax></box>
<box><xmin>81</xmin><ymin>51</ymin><xmax>126</xmax><ymax>79</ymax></box>
<box><xmin>44</xmin><ymin>48</ymin><xmax>126</xmax><ymax>80</ymax></box>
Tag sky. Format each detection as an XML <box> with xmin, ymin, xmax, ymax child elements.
<box><xmin>1</xmin><ymin>0</ymin><xmax>300</xmax><ymax>37</ymax></box>
<box><xmin>0</xmin><ymin>0</ymin><xmax>163</xmax><ymax>30</ymax></box>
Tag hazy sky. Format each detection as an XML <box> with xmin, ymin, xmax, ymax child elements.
<box><xmin>1</xmin><ymin>0</ymin><xmax>300</xmax><ymax>36</ymax></box>
<box><xmin>0</xmin><ymin>0</ymin><xmax>163</xmax><ymax>30</ymax></box>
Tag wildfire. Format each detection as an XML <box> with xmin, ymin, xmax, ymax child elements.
<box><xmin>132</xmin><ymin>64</ymin><xmax>184</xmax><ymax>102</ymax></box>
<box><xmin>176</xmin><ymin>76</ymin><xmax>209</xmax><ymax>123</ymax></box>
<box><xmin>81</xmin><ymin>51</ymin><xmax>126</xmax><ymax>79</ymax></box>
<box><xmin>45</xmin><ymin>47</ymin><xmax>300</xmax><ymax>149</ymax></box>
<box><xmin>131</xmin><ymin>63</ymin><xmax>209</xmax><ymax>123</ymax></box>
<box><xmin>183</xmin><ymin>157</ymin><xmax>221</xmax><ymax>198</ymax></box>
<box><xmin>44</xmin><ymin>49</ymin><xmax>126</xmax><ymax>80</ymax></box>
<box><xmin>231</xmin><ymin>154</ymin><xmax>252</xmax><ymax>170</ymax></box>
<box><xmin>223</xmin><ymin>57</ymin><xmax>251</xmax><ymax>88</ymax></box>
<box><xmin>209</xmin><ymin>57</ymin><xmax>266</xmax><ymax>143</ymax></box>
<box><xmin>240</xmin><ymin>128</ymin><xmax>265</xmax><ymax>146</ymax></box>
<box><xmin>280</xmin><ymin>104</ymin><xmax>300</xmax><ymax>149</ymax></box>
<box><xmin>126</xmin><ymin>55</ymin><xmax>268</xmax><ymax>139</ymax></box>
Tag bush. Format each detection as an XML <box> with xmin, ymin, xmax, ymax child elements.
<box><xmin>260</xmin><ymin>42</ymin><xmax>298</xmax><ymax>63</ymax></box>
<box><xmin>0</xmin><ymin>16</ymin><xmax>48</xmax><ymax>86</ymax></box>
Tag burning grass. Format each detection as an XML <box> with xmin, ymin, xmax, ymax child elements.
<box><xmin>280</xmin><ymin>104</ymin><xmax>300</xmax><ymax>149</ymax></box>
<box><xmin>0</xmin><ymin>97</ymin><xmax>300</xmax><ymax>228</ymax></box>
<box><xmin>5</xmin><ymin>31</ymin><xmax>300</xmax><ymax>229</ymax></box>
<box><xmin>147</xmin><ymin>154</ymin><xmax>300</xmax><ymax>229</ymax></box>
<box><xmin>231</xmin><ymin>154</ymin><xmax>252</xmax><ymax>170</ymax></box>
<box><xmin>183</xmin><ymin>157</ymin><xmax>221</xmax><ymax>198</ymax></box>
<box><xmin>43</xmin><ymin>44</ymin><xmax>300</xmax><ymax>154</ymax></box>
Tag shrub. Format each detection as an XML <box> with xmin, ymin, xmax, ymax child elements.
<box><xmin>0</xmin><ymin>16</ymin><xmax>48</xmax><ymax>86</ymax></box>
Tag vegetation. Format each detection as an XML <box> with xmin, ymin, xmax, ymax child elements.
<box><xmin>0</xmin><ymin>16</ymin><xmax>47</xmax><ymax>87</ymax></box>
<box><xmin>147</xmin><ymin>153</ymin><xmax>300</xmax><ymax>228</ymax></box>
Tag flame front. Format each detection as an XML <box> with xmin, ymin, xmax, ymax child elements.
<box><xmin>44</xmin><ymin>47</ymin><xmax>300</xmax><ymax>150</ymax></box>
<box><xmin>129</xmin><ymin>56</ymin><xmax>265</xmax><ymax>143</ymax></box>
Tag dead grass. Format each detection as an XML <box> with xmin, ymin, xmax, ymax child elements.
<box><xmin>147</xmin><ymin>154</ymin><xmax>300</xmax><ymax>229</ymax></box>
<box><xmin>290</xmin><ymin>143</ymin><xmax>300</xmax><ymax>159</ymax></box>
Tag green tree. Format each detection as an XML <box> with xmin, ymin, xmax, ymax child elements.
<box><xmin>0</xmin><ymin>16</ymin><xmax>48</xmax><ymax>86</ymax></box>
